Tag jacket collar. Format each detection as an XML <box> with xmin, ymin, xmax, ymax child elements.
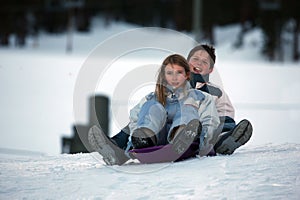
<box><xmin>166</xmin><ymin>81</ymin><xmax>191</xmax><ymax>99</ymax></box>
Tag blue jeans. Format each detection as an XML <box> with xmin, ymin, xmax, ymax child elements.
<box><xmin>220</xmin><ymin>116</ymin><xmax>236</xmax><ymax>132</ymax></box>
<box><xmin>111</xmin><ymin>129</ymin><xmax>129</xmax><ymax>150</ymax></box>
<box><xmin>131</xmin><ymin>99</ymin><xmax>200</xmax><ymax>145</ymax></box>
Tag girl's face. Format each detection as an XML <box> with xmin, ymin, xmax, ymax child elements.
<box><xmin>164</xmin><ymin>64</ymin><xmax>188</xmax><ymax>89</ymax></box>
<box><xmin>188</xmin><ymin>50</ymin><xmax>213</xmax><ymax>75</ymax></box>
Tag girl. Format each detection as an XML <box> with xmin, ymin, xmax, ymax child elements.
<box><xmin>127</xmin><ymin>54</ymin><xmax>220</xmax><ymax>156</ymax></box>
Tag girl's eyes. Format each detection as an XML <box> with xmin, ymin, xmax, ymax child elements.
<box><xmin>166</xmin><ymin>71</ymin><xmax>184</xmax><ymax>75</ymax></box>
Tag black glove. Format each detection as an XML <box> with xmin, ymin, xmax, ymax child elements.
<box><xmin>190</xmin><ymin>73</ymin><xmax>222</xmax><ymax>98</ymax></box>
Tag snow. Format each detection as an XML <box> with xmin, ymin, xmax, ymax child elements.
<box><xmin>0</xmin><ymin>17</ymin><xmax>300</xmax><ymax>199</ymax></box>
<box><xmin>1</xmin><ymin>144</ymin><xmax>299</xmax><ymax>199</ymax></box>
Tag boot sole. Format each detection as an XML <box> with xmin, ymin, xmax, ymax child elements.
<box><xmin>215</xmin><ymin>119</ymin><xmax>253</xmax><ymax>155</ymax></box>
<box><xmin>88</xmin><ymin>126</ymin><xmax>129</xmax><ymax>165</ymax></box>
<box><xmin>171</xmin><ymin>119</ymin><xmax>201</xmax><ymax>155</ymax></box>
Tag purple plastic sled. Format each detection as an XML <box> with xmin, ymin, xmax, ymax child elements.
<box><xmin>129</xmin><ymin>142</ymin><xmax>200</xmax><ymax>164</ymax></box>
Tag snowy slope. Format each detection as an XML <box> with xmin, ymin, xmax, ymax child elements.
<box><xmin>1</xmin><ymin>144</ymin><xmax>299</xmax><ymax>199</ymax></box>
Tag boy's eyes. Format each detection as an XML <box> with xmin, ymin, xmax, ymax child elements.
<box><xmin>191</xmin><ymin>57</ymin><xmax>209</xmax><ymax>66</ymax></box>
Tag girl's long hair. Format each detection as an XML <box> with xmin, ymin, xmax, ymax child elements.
<box><xmin>155</xmin><ymin>54</ymin><xmax>190</xmax><ymax>106</ymax></box>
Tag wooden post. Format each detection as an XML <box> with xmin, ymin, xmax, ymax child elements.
<box><xmin>193</xmin><ymin>0</ymin><xmax>202</xmax><ymax>43</ymax></box>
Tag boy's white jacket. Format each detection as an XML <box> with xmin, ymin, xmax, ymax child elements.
<box><xmin>196</xmin><ymin>82</ymin><xmax>235</xmax><ymax>119</ymax></box>
<box><xmin>128</xmin><ymin>81</ymin><xmax>220</xmax><ymax>146</ymax></box>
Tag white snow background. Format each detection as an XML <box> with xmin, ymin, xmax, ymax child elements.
<box><xmin>0</xmin><ymin>17</ymin><xmax>300</xmax><ymax>199</ymax></box>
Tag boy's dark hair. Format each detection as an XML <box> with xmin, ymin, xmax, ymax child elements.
<box><xmin>187</xmin><ymin>44</ymin><xmax>216</xmax><ymax>68</ymax></box>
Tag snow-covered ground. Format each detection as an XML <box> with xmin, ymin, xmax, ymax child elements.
<box><xmin>1</xmin><ymin>144</ymin><xmax>299</xmax><ymax>199</ymax></box>
<box><xmin>0</xmin><ymin>17</ymin><xmax>300</xmax><ymax>199</ymax></box>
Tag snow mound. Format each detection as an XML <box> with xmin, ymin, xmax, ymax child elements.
<box><xmin>1</xmin><ymin>144</ymin><xmax>299</xmax><ymax>199</ymax></box>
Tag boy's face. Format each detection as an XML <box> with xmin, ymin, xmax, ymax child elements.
<box><xmin>188</xmin><ymin>50</ymin><xmax>213</xmax><ymax>75</ymax></box>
